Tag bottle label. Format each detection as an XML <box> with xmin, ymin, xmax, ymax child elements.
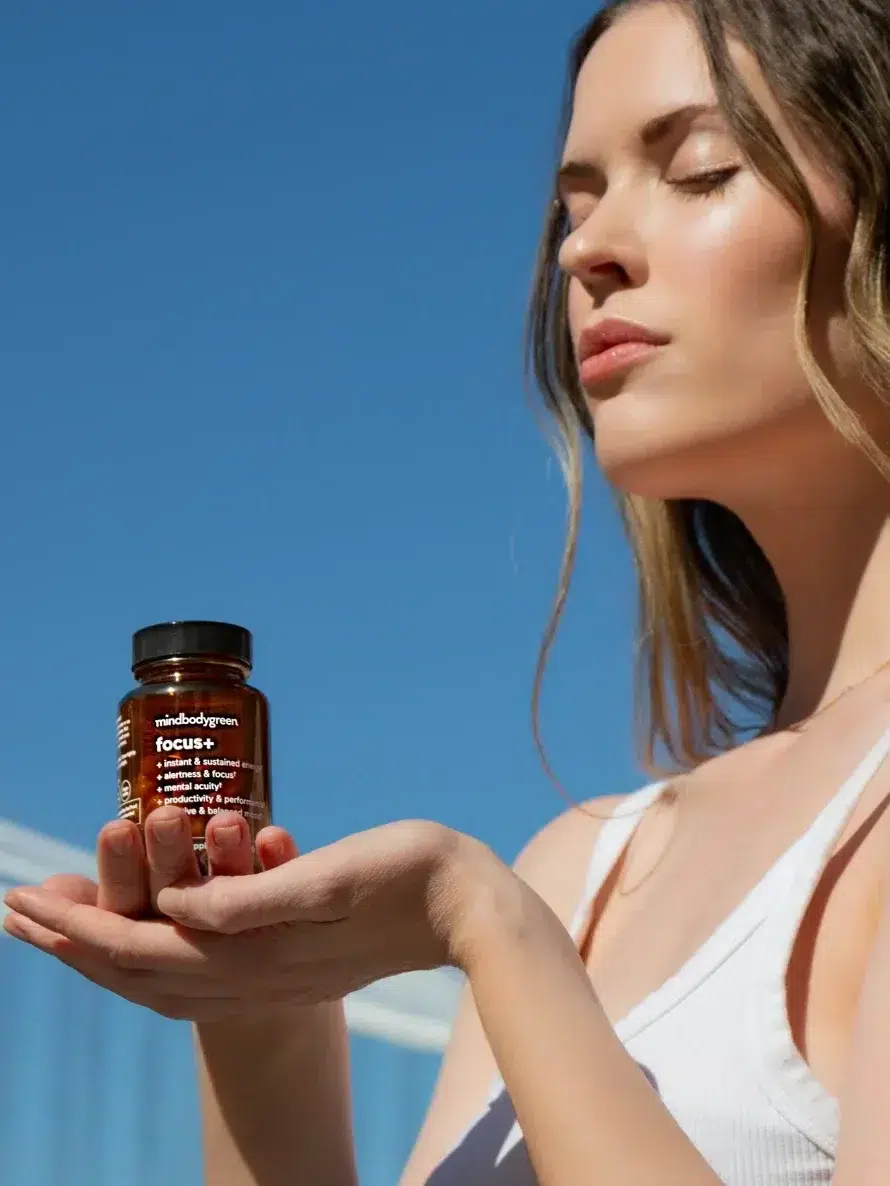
<box><xmin>117</xmin><ymin>713</ymin><xmax>141</xmax><ymax>824</ymax></box>
<box><xmin>117</xmin><ymin>688</ymin><xmax>271</xmax><ymax>873</ymax></box>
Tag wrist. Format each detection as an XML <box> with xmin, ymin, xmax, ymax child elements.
<box><xmin>443</xmin><ymin>835</ymin><xmax>529</xmax><ymax>976</ymax></box>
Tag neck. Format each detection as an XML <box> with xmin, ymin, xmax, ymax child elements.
<box><xmin>737</xmin><ymin>472</ymin><xmax>890</xmax><ymax>729</ymax></box>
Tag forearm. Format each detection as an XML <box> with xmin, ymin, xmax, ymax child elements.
<box><xmin>194</xmin><ymin>1001</ymin><xmax>358</xmax><ymax>1186</ymax></box>
<box><xmin>457</xmin><ymin>850</ymin><xmax>723</xmax><ymax>1186</ymax></box>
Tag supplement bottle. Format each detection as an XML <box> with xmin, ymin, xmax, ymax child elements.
<box><xmin>117</xmin><ymin>620</ymin><xmax>271</xmax><ymax>875</ymax></box>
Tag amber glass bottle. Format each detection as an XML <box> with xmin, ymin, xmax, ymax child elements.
<box><xmin>117</xmin><ymin>620</ymin><xmax>272</xmax><ymax>875</ymax></box>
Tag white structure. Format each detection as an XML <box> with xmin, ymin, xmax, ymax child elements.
<box><xmin>0</xmin><ymin>817</ymin><xmax>462</xmax><ymax>1053</ymax></box>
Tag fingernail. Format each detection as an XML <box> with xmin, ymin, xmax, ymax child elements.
<box><xmin>266</xmin><ymin>838</ymin><xmax>286</xmax><ymax>862</ymax></box>
<box><xmin>153</xmin><ymin>817</ymin><xmax>186</xmax><ymax>846</ymax></box>
<box><xmin>107</xmin><ymin>826</ymin><xmax>133</xmax><ymax>856</ymax></box>
<box><xmin>213</xmin><ymin>824</ymin><xmax>241</xmax><ymax>850</ymax></box>
<box><xmin>3</xmin><ymin>890</ymin><xmax>22</xmax><ymax>910</ymax></box>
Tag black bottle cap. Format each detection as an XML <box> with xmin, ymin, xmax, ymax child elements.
<box><xmin>132</xmin><ymin>621</ymin><xmax>252</xmax><ymax>670</ymax></box>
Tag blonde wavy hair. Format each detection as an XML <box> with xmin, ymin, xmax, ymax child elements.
<box><xmin>527</xmin><ymin>0</ymin><xmax>890</xmax><ymax>774</ymax></box>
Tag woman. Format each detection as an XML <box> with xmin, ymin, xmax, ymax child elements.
<box><xmin>6</xmin><ymin>0</ymin><xmax>890</xmax><ymax>1181</ymax></box>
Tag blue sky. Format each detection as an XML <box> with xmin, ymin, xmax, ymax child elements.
<box><xmin>0</xmin><ymin>0</ymin><xmax>641</xmax><ymax>870</ymax></box>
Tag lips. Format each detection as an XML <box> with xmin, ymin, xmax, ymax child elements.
<box><xmin>578</xmin><ymin>318</ymin><xmax>670</xmax><ymax>362</ymax></box>
<box><xmin>576</xmin><ymin>318</ymin><xmax>669</xmax><ymax>388</ymax></box>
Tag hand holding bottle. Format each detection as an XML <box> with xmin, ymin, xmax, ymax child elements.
<box><xmin>1</xmin><ymin>805</ymin><xmax>508</xmax><ymax>1020</ymax></box>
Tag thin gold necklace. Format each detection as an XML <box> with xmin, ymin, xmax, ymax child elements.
<box><xmin>789</xmin><ymin>657</ymin><xmax>890</xmax><ymax>731</ymax></box>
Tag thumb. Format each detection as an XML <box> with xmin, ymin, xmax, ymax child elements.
<box><xmin>155</xmin><ymin>857</ymin><xmax>309</xmax><ymax>933</ymax></box>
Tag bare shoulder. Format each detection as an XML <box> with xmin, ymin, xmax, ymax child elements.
<box><xmin>511</xmin><ymin>793</ymin><xmax>631</xmax><ymax>930</ymax></box>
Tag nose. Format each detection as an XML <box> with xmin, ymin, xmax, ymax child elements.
<box><xmin>557</xmin><ymin>195</ymin><xmax>647</xmax><ymax>293</ymax></box>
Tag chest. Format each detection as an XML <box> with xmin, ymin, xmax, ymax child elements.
<box><xmin>579</xmin><ymin>775</ymin><xmax>890</xmax><ymax>1097</ymax></box>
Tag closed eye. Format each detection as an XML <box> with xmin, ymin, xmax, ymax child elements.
<box><xmin>668</xmin><ymin>166</ymin><xmax>740</xmax><ymax>199</ymax></box>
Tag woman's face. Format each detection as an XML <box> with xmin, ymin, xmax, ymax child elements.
<box><xmin>558</xmin><ymin>1</ymin><xmax>863</xmax><ymax>506</ymax></box>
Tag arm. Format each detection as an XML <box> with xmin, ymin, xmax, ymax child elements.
<box><xmin>402</xmin><ymin>797</ymin><xmax>723</xmax><ymax>1186</ymax></box>
<box><xmin>81</xmin><ymin>812</ymin><xmax>362</xmax><ymax>1186</ymax></box>
<box><xmin>460</xmin><ymin>809</ymin><xmax>890</xmax><ymax>1186</ymax></box>
<box><xmin>3</xmin><ymin>815</ymin><xmax>361</xmax><ymax>1186</ymax></box>
<box><xmin>5</xmin><ymin>800</ymin><xmax>731</xmax><ymax>1186</ymax></box>
<box><xmin>455</xmin><ymin>856</ymin><xmax>723</xmax><ymax>1186</ymax></box>
<box><xmin>189</xmin><ymin>821</ymin><xmax>359</xmax><ymax>1186</ymax></box>
<box><xmin>195</xmin><ymin>1003</ymin><xmax>358</xmax><ymax>1186</ymax></box>
<box><xmin>406</xmin><ymin>799</ymin><xmax>890</xmax><ymax>1186</ymax></box>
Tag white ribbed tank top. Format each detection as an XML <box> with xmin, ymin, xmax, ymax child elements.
<box><xmin>428</xmin><ymin>726</ymin><xmax>890</xmax><ymax>1185</ymax></box>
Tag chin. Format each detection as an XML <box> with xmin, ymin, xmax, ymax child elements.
<box><xmin>591</xmin><ymin>421</ymin><xmax>764</xmax><ymax>503</ymax></box>
<box><xmin>586</xmin><ymin>386</ymin><xmax>813</xmax><ymax>504</ymax></box>
<box><xmin>589</xmin><ymin>399</ymin><xmax>711</xmax><ymax>500</ymax></box>
<box><xmin>596</xmin><ymin>450</ymin><xmax>701</xmax><ymax>501</ymax></box>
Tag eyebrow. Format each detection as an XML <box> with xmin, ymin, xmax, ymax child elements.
<box><xmin>557</xmin><ymin>102</ymin><xmax>725</xmax><ymax>189</ymax></box>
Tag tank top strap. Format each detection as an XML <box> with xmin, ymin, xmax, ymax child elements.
<box><xmin>568</xmin><ymin>780</ymin><xmax>670</xmax><ymax>944</ymax></box>
<box><xmin>763</xmin><ymin>721</ymin><xmax>890</xmax><ymax>955</ymax></box>
<box><xmin>751</xmin><ymin>722</ymin><xmax>890</xmax><ymax>1157</ymax></box>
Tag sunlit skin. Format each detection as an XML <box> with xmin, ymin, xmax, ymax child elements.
<box><xmin>559</xmin><ymin>3</ymin><xmax>863</xmax><ymax>508</ymax></box>
<box><xmin>558</xmin><ymin>2</ymin><xmax>890</xmax><ymax>730</ymax></box>
<box><xmin>6</xmin><ymin>6</ymin><xmax>890</xmax><ymax>1185</ymax></box>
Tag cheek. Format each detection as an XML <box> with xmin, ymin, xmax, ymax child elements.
<box><xmin>661</xmin><ymin>186</ymin><xmax>806</xmax><ymax>353</ymax></box>
<box><xmin>636</xmin><ymin>183</ymin><xmax>824</xmax><ymax>469</ymax></box>
<box><xmin>590</xmin><ymin>189</ymin><xmax>828</xmax><ymax>499</ymax></box>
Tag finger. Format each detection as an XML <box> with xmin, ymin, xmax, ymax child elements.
<box><xmin>5</xmin><ymin>908</ymin><xmax>84</xmax><ymax>959</ymax></box>
<box><xmin>3</xmin><ymin>910</ymin><xmax>132</xmax><ymax>999</ymax></box>
<box><xmin>3</xmin><ymin>913</ymin><xmax>245</xmax><ymax>1018</ymax></box>
<box><xmin>256</xmin><ymin>826</ymin><xmax>299</xmax><ymax>870</ymax></box>
<box><xmin>97</xmin><ymin>821</ymin><xmax>149</xmax><ymax>917</ymax></box>
<box><xmin>2</xmin><ymin>885</ymin><xmax>225</xmax><ymax>972</ymax></box>
<box><xmin>144</xmin><ymin>808</ymin><xmax>202</xmax><ymax>907</ymax></box>
<box><xmin>4</xmin><ymin>910</ymin><xmax>134</xmax><ymax>986</ymax></box>
<box><xmin>205</xmin><ymin>812</ymin><xmax>254</xmax><ymax>878</ymax></box>
<box><xmin>4</xmin><ymin>911</ymin><xmax>245</xmax><ymax>997</ymax></box>
<box><xmin>41</xmin><ymin>874</ymin><xmax>98</xmax><ymax>907</ymax></box>
<box><xmin>4</xmin><ymin>909</ymin><xmax>141</xmax><ymax>991</ymax></box>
